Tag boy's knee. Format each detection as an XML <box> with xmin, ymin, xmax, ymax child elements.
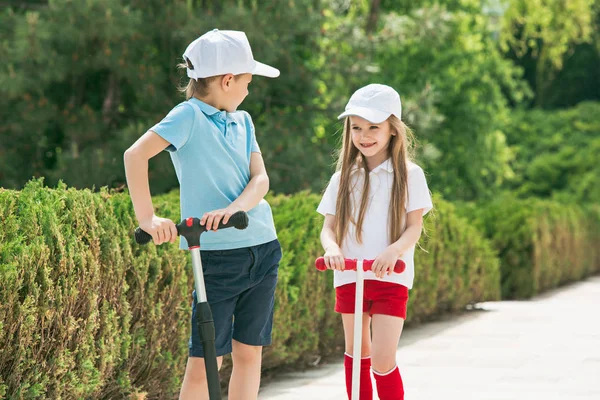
<box><xmin>184</xmin><ymin>357</ymin><xmax>208</xmax><ymax>386</ymax></box>
<box><xmin>232</xmin><ymin>341</ymin><xmax>262</xmax><ymax>365</ymax></box>
<box><xmin>184</xmin><ymin>356</ymin><xmax>223</xmax><ymax>383</ymax></box>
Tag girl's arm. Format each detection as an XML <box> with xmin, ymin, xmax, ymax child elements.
<box><xmin>320</xmin><ymin>214</ymin><xmax>345</xmax><ymax>271</ymax></box>
<box><xmin>124</xmin><ymin>130</ymin><xmax>178</xmax><ymax>244</ymax></box>
<box><xmin>371</xmin><ymin>209</ymin><xmax>425</xmax><ymax>278</ymax></box>
<box><xmin>389</xmin><ymin>209</ymin><xmax>424</xmax><ymax>256</ymax></box>
<box><xmin>201</xmin><ymin>152</ymin><xmax>270</xmax><ymax>230</ymax></box>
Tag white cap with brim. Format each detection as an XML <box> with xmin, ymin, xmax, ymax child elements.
<box><xmin>183</xmin><ymin>29</ymin><xmax>280</xmax><ymax>79</ymax></box>
<box><xmin>338</xmin><ymin>84</ymin><xmax>402</xmax><ymax>123</ymax></box>
<box><xmin>338</xmin><ymin>106</ymin><xmax>392</xmax><ymax>124</ymax></box>
<box><xmin>251</xmin><ymin>61</ymin><xmax>280</xmax><ymax>78</ymax></box>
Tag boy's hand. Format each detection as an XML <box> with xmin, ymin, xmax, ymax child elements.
<box><xmin>201</xmin><ymin>205</ymin><xmax>243</xmax><ymax>231</ymax></box>
<box><xmin>372</xmin><ymin>246</ymin><xmax>402</xmax><ymax>279</ymax></box>
<box><xmin>139</xmin><ymin>215</ymin><xmax>178</xmax><ymax>245</ymax></box>
<box><xmin>323</xmin><ymin>246</ymin><xmax>345</xmax><ymax>271</ymax></box>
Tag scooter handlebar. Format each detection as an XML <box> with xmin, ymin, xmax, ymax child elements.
<box><xmin>134</xmin><ymin>211</ymin><xmax>249</xmax><ymax>245</ymax></box>
<box><xmin>315</xmin><ymin>257</ymin><xmax>405</xmax><ymax>273</ymax></box>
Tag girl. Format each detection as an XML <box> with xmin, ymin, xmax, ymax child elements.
<box><xmin>317</xmin><ymin>84</ymin><xmax>432</xmax><ymax>400</ymax></box>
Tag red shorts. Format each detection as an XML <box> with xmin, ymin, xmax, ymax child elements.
<box><xmin>335</xmin><ymin>280</ymin><xmax>409</xmax><ymax>319</ymax></box>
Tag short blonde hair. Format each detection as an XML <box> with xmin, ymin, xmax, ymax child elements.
<box><xmin>177</xmin><ymin>57</ymin><xmax>243</xmax><ymax>99</ymax></box>
<box><xmin>177</xmin><ymin>58</ymin><xmax>221</xmax><ymax>99</ymax></box>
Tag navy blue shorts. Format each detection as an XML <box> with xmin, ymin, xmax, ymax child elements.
<box><xmin>189</xmin><ymin>239</ymin><xmax>281</xmax><ymax>358</ymax></box>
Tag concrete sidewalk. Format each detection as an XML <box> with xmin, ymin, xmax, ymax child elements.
<box><xmin>257</xmin><ymin>276</ymin><xmax>600</xmax><ymax>400</ymax></box>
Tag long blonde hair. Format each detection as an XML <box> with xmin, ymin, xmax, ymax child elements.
<box><xmin>334</xmin><ymin>115</ymin><xmax>415</xmax><ymax>246</ymax></box>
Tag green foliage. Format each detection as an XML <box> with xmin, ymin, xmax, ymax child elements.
<box><xmin>314</xmin><ymin>2</ymin><xmax>531</xmax><ymax>201</ymax></box>
<box><xmin>263</xmin><ymin>192</ymin><xmax>341</xmax><ymax>367</ymax></box>
<box><xmin>1</xmin><ymin>0</ymin><xmax>598</xmax><ymax>203</ymax></box>
<box><xmin>1</xmin><ymin>0</ymin><xmax>535</xmax><ymax>203</ymax></box>
<box><xmin>500</xmin><ymin>0</ymin><xmax>596</xmax><ymax>106</ymax></box>
<box><xmin>503</xmin><ymin>102</ymin><xmax>600</xmax><ymax>203</ymax></box>
<box><xmin>0</xmin><ymin>0</ymin><xmax>329</xmax><ymax>194</ymax></box>
<box><xmin>0</xmin><ymin>179</ymin><xmax>190</xmax><ymax>399</ymax></box>
<box><xmin>471</xmin><ymin>194</ymin><xmax>600</xmax><ymax>298</ymax></box>
<box><xmin>410</xmin><ymin>194</ymin><xmax>501</xmax><ymax>321</ymax></box>
<box><xmin>372</xmin><ymin>5</ymin><xmax>530</xmax><ymax>200</ymax></box>
<box><xmin>0</xmin><ymin>181</ymin><xmax>503</xmax><ymax>398</ymax></box>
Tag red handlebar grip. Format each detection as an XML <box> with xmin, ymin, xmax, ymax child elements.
<box><xmin>315</xmin><ymin>257</ymin><xmax>328</xmax><ymax>271</ymax></box>
<box><xmin>315</xmin><ymin>257</ymin><xmax>405</xmax><ymax>273</ymax></box>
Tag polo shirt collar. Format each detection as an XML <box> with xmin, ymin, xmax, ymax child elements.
<box><xmin>189</xmin><ymin>98</ymin><xmax>238</xmax><ymax>125</ymax></box>
<box><xmin>351</xmin><ymin>158</ymin><xmax>394</xmax><ymax>175</ymax></box>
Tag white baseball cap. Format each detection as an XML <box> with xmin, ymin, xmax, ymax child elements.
<box><xmin>338</xmin><ymin>84</ymin><xmax>402</xmax><ymax>123</ymax></box>
<box><xmin>183</xmin><ymin>29</ymin><xmax>280</xmax><ymax>79</ymax></box>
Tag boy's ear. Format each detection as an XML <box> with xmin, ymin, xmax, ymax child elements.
<box><xmin>221</xmin><ymin>74</ymin><xmax>235</xmax><ymax>90</ymax></box>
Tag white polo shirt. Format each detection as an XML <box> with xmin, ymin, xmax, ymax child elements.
<box><xmin>317</xmin><ymin>160</ymin><xmax>432</xmax><ymax>289</ymax></box>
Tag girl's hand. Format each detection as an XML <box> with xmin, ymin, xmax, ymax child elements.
<box><xmin>139</xmin><ymin>215</ymin><xmax>178</xmax><ymax>245</ymax></box>
<box><xmin>201</xmin><ymin>205</ymin><xmax>243</xmax><ymax>231</ymax></box>
<box><xmin>372</xmin><ymin>246</ymin><xmax>402</xmax><ymax>279</ymax></box>
<box><xmin>323</xmin><ymin>246</ymin><xmax>345</xmax><ymax>271</ymax></box>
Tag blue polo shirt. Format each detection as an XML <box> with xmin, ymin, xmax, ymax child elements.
<box><xmin>150</xmin><ymin>98</ymin><xmax>277</xmax><ymax>250</ymax></box>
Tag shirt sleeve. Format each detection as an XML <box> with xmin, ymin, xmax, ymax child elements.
<box><xmin>317</xmin><ymin>172</ymin><xmax>341</xmax><ymax>216</ymax></box>
<box><xmin>149</xmin><ymin>102</ymin><xmax>195</xmax><ymax>152</ymax></box>
<box><xmin>242</xmin><ymin>111</ymin><xmax>261</xmax><ymax>153</ymax></box>
<box><xmin>407</xmin><ymin>165</ymin><xmax>433</xmax><ymax>215</ymax></box>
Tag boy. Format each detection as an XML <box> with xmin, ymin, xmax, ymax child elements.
<box><xmin>124</xmin><ymin>29</ymin><xmax>282</xmax><ymax>400</ymax></box>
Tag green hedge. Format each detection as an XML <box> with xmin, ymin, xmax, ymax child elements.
<box><xmin>470</xmin><ymin>195</ymin><xmax>600</xmax><ymax>299</ymax></box>
<box><xmin>0</xmin><ymin>180</ymin><xmax>191</xmax><ymax>399</ymax></box>
<box><xmin>410</xmin><ymin>196</ymin><xmax>501</xmax><ymax>322</ymax></box>
<box><xmin>1</xmin><ymin>181</ymin><xmax>500</xmax><ymax>399</ymax></box>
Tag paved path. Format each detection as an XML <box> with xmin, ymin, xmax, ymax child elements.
<box><xmin>257</xmin><ymin>276</ymin><xmax>600</xmax><ymax>400</ymax></box>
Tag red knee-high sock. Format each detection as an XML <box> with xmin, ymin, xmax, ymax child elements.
<box><xmin>373</xmin><ymin>365</ymin><xmax>404</xmax><ymax>400</ymax></box>
<box><xmin>344</xmin><ymin>353</ymin><xmax>373</xmax><ymax>400</ymax></box>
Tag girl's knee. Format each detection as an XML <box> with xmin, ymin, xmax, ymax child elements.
<box><xmin>344</xmin><ymin>331</ymin><xmax>371</xmax><ymax>357</ymax></box>
<box><xmin>345</xmin><ymin>343</ymin><xmax>371</xmax><ymax>358</ymax></box>
<box><xmin>371</xmin><ymin>355</ymin><xmax>397</xmax><ymax>374</ymax></box>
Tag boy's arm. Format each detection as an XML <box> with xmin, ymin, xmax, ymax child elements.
<box><xmin>232</xmin><ymin>152</ymin><xmax>270</xmax><ymax>210</ymax></box>
<box><xmin>124</xmin><ymin>130</ymin><xmax>178</xmax><ymax>244</ymax></box>
<box><xmin>201</xmin><ymin>152</ymin><xmax>270</xmax><ymax>230</ymax></box>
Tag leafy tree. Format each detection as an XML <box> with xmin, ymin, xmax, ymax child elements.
<box><xmin>500</xmin><ymin>0</ymin><xmax>596</xmax><ymax>107</ymax></box>
<box><xmin>372</xmin><ymin>4</ymin><xmax>530</xmax><ymax>199</ymax></box>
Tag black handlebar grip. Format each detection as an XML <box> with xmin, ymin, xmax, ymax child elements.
<box><xmin>134</xmin><ymin>227</ymin><xmax>154</xmax><ymax>245</ymax></box>
<box><xmin>219</xmin><ymin>210</ymin><xmax>249</xmax><ymax>230</ymax></box>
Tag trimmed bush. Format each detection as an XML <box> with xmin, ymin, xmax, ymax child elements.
<box><xmin>1</xmin><ymin>182</ymin><xmax>501</xmax><ymax>398</ymax></box>
<box><xmin>409</xmin><ymin>195</ymin><xmax>501</xmax><ymax>322</ymax></box>
<box><xmin>262</xmin><ymin>192</ymin><xmax>341</xmax><ymax>368</ymax></box>
<box><xmin>471</xmin><ymin>195</ymin><xmax>600</xmax><ymax>299</ymax></box>
<box><xmin>0</xmin><ymin>180</ymin><xmax>191</xmax><ymax>399</ymax></box>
